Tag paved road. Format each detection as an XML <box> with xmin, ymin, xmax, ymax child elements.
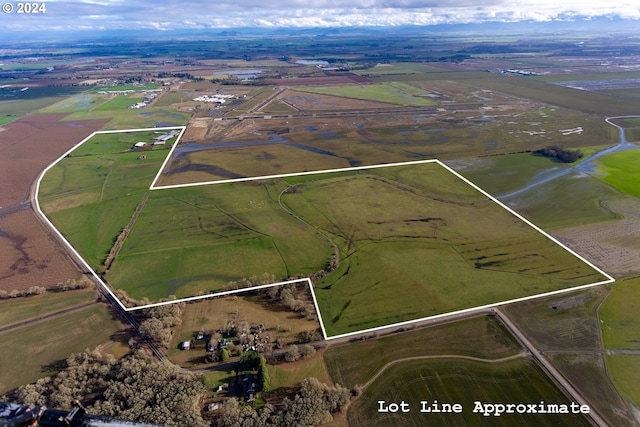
<box><xmin>495</xmin><ymin>308</ymin><xmax>607</xmax><ymax>427</ymax></box>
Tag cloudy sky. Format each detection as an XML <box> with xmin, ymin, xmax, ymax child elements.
<box><xmin>1</xmin><ymin>0</ymin><xmax>638</xmax><ymax>31</ymax></box>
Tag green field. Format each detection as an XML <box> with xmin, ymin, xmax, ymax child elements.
<box><xmin>0</xmin><ymin>304</ymin><xmax>123</xmax><ymax>394</ymax></box>
<box><xmin>0</xmin><ymin>86</ymin><xmax>88</xmax><ymax>117</ymax></box>
<box><xmin>42</xmin><ymin>154</ymin><xmax>608</xmax><ymax>333</ymax></box>
<box><xmin>107</xmin><ymin>182</ymin><xmax>333</xmax><ymax>300</ymax></box>
<box><xmin>600</xmin><ymin>278</ymin><xmax>640</xmax><ymax>408</ymax></box>
<box><xmin>452</xmin><ymin>151</ymin><xmax>624</xmax><ymax>230</ymax></box>
<box><xmin>0</xmin><ymin>289</ymin><xmax>96</xmax><ymax>328</ymax></box>
<box><xmin>600</xmin><ymin>278</ymin><xmax>640</xmax><ymax>351</ymax></box>
<box><xmin>347</xmin><ymin>358</ymin><xmax>592</xmax><ymax>427</ymax></box>
<box><xmin>281</xmin><ymin>163</ymin><xmax>608</xmax><ymax>335</ymax></box>
<box><xmin>594</xmin><ymin>148</ymin><xmax>640</xmax><ymax>198</ymax></box>
<box><xmin>38</xmin><ymin>93</ymin><xmax>111</xmax><ymax>114</ymax></box>
<box><xmin>324</xmin><ymin>316</ymin><xmax>522</xmax><ymax>388</ymax></box>
<box><xmin>297</xmin><ymin>82</ymin><xmax>436</xmax><ymax>106</ymax></box>
<box><xmin>39</xmin><ymin>130</ymin><xmax>177</xmax><ymax>270</ymax></box>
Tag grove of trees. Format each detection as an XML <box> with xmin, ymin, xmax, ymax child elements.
<box><xmin>218</xmin><ymin>377</ymin><xmax>350</xmax><ymax>427</ymax></box>
<box><xmin>15</xmin><ymin>349</ymin><xmax>208</xmax><ymax>427</ymax></box>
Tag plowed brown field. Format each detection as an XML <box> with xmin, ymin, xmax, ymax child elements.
<box><xmin>0</xmin><ymin>114</ymin><xmax>109</xmax><ymax>291</ymax></box>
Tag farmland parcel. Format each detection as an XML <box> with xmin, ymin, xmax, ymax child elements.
<box><xmin>39</xmin><ymin>132</ymin><xmax>610</xmax><ymax>336</ymax></box>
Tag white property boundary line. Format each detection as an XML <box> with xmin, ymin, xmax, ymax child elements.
<box><xmin>35</xmin><ymin>127</ymin><xmax>615</xmax><ymax>341</ymax></box>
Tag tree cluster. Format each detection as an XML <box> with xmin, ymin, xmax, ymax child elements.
<box><xmin>138</xmin><ymin>300</ymin><xmax>186</xmax><ymax>348</ymax></box>
<box><xmin>0</xmin><ymin>276</ymin><xmax>92</xmax><ymax>300</ymax></box>
<box><xmin>0</xmin><ymin>286</ymin><xmax>46</xmax><ymax>299</ymax></box>
<box><xmin>283</xmin><ymin>344</ymin><xmax>316</xmax><ymax>363</ymax></box>
<box><xmin>239</xmin><ymin>351</ymin><xmax>270</xmax><ymax>392</ymax></box>
<box><xmin>218</xmin><ymin>378</ymin><xmax>350</xmax><ymax>427</ymax></box>
<box><xmin>113</xmin><ymin>291</ymin><xmax>185</xmax><ymax>349</ymax></box>
<box><xmin>264</xmin><ymin>284</ymin><xmax>317</xmax><ymax>322</ymax></box>
<box><xmin>15</xmin><ymin>350</ymin><xmax>208</xmax><ymax>427</ymax></box>
<box><xmin>49</xmin><ymin>277</ymin><xmax>92</xmax><ymax>292</ymax></box>
<box><xmin>534</xmin><ymin>146</ymin><xmax>584</xmax><ymax>163</ymax></box>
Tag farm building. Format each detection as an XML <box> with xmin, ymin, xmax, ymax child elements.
<box><xmin>133</xmin><ymin>142</ymin><xmax>148</xmax><ymax>148</ymax></box>
<box><xmin>181</xmin><ymin>341</ymin><xmax>191</xmax><ymax>350</ymax></box>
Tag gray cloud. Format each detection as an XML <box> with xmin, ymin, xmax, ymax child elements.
<box><xmin>1</xmin><ymin>0</ymin><xmax>638</xmax><ymax>31</ymax></box>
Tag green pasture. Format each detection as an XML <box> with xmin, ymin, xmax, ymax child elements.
<box><xmin>594</xmin><ymin>148</ymin><xmax>640</xmax><ymax>199</ymax></box>
<box><xmin>451</xmin><ymin>151</ymin><xmax>623</xmax><ymax>229</ymax></box>
<box><xmin>347</xmin><ymin>358</ymin><xmax>592</xmax><ymax>427</ymax></box>
<box><xmin>601</xmin><ymin>88</ymin><xmax>640</xmax><ymax>103</ymax></box>
<box><xmin>94</xmin><ymin>94</ymin><xmax>146</xmax><ymax>111</ymax></box>
<box><xmin>600</xmin><ymin>278</ymin><xmax>640</xmax><ymax>421</ymax></box>
<box><xmin>605</xmin><ymin>355</ymin><xmax>640</xmax><ymax>409</ymax></box>
<box><xmin>38</xmin><ymin>132</ymin><xmax>171</xmax><ymax>270</ymax></box>
<box><xmin>38</xmin><ymin>93</ymin><xmax>110</xmax><ymax>114</ymax></box>
<box><xmin>281</xmin><ymin>164</ymin><xmax>607</xmax><ymax>335</ymax></box>
<box><xmin>462</xmin><ymin>75</ymin><xmax>640</xmax><ymax>115</ymax></box>
<box><xmin>324</xmin><ymin>316</ymin><xmax>521</xmax><ymax>388</ymax></box>
<box><xmin>354</xmin><ymin>62</ymin><xmax>445</xmax><ymax>76</ymax></box>
<box><xmin>0</xmin><ymin>115</ymin><xmax>19</xmax><ymax>125</ymax></box>
<box><xmin>153</xmin><ymin>91</ymin><xmax>189</xmax><ymax>107</ymax></box>
<box><xmin>0</xmin><ymin>304</ymin><xmax>122</xmax><ymax>394</ymax></box>
<box><xmin>0</xmin><ymin>289</ymin><xmax>96</xmax><ymax>329</ymax></box>
<box><xmin>0</xmin><ymin>85</ymin><xmax>87</xmax><ymax>117</ymax></box>
<box><xmin>0</xmin><ymin>63</ymin><xmax>55</xmax><ymax>71</ymax></box>
<box><xmin>91</xmin><ymin>84</ymin><xmax>161</xmax><ymax>91</ymax></box>
<box><xmin>509</xmin><ymin>172</ymin><xmax>623</xmax><ymax>229</ymax></box>
<box><xmin>600</xmin><ymin>278</ymin><xmax>640</xmax><ymax>351</ymax></box>
<box><xmin>534</xmin><ymin>71</ymin><xmax>640</xmax><ymax>83</ymax></box>
<box><xmin>297</xmin><ymin>82</ymin><xmax>436</xmax><ymax>106</ymax></box>
<box><xmin>61</xmin><ymin>107</ymin><xmax>189</xmax><ymax>129</ymax></box>
<box><xmin>268</xmin><ymin>353</ymin><xmax>331</xmax><ymax>390</ymax></box>
<box><xmin>106</xmin><ymin>182</ymin><xmax>333</xmax><ymax>300</ymax></box>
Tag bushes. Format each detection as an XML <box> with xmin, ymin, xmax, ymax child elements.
<box><xmin>0</xmin><ymin>286</ymin><xmax>46</xmax><ymax>299</ymax></box>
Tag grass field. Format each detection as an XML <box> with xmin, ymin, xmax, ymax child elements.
<box><xmin>594</xmin><ymin>148</ymin><xmax>640</xmax><ymax>199</ymax></box>
<box><xmin>297</xmin><ymin>82</ymin><xmax>436</xmax><ymax>106</ymax></box>
<box><xmin>107</xmin><ymin>182</ymin><xmax>333</xmax><ymax>300</ymax></box>
<box><xmin>600</xmin><ymin>277</ymin><xmax>640</xmax><ymax>409</ymax></box>
<box><xmin>600</xmin><ymin>278</ymin><xmax>640</xmax><ymax>351</ymax></box>
<box><xmin>0</xmin><ymin>304</ymin><xmax>123</xmax><ymax>394</ymax></box>
<box><xmin>451</xmin><ymin>151</ymin><xmax>624</xmax><ymax>230</ymax></box>
<box><xmin>324</xmin><ymin>316</ymin><xmax>521</xmax><ymax>387</ymax></box>
<box><xmin>281</xmin><ymin>163</ymin><xmax>608</xmax><ymax>336</ymax></box>
<box><xmin>502</xmin><ymin>286</ymin><xmax>637</xmax><ymax>426</ymax></box>
<box><xmin>0</xmin><ymin>86</ymin><xmax>88</xmax><ymax>117</ymax></box>
<box><xmin>38</xmin><ymin>130</ymin><xmax>177</xmax><ymax>270</ymax></box>
<box><xmin>0</xmin><ymin>289</ymin><xmax>96</xmax><ymax>328</ymax></box>
<box><xmin>38</xmin><ymin>93</ymin><xmax>111</xmax><ymax>114</ymax></box>
<box><xmin>347</xmin><ymin>358</ymin><xmax>592</xmax><ymax>427</ymax></box>
<box><xmin>462</xmin><ymin>75</ymin><xmax>640</xmax><ymax>115</ymax></box>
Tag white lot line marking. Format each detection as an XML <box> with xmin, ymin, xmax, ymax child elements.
<box><xmin>37</xmin><ymin>128</ymin><xmax>615</xmax><ymax>341</ymax></box>
<box><xmin>34</xmin><ymin>127</ymin><xmax>185</xmax><ymax>313</ymax></box>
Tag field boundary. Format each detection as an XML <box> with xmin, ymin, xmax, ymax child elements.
<box><xmin>35</xmin><ymin>127</ymin><xmax>615</xmax><ymax>341</ymax></box>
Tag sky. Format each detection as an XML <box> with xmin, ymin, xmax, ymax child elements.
<box><xmin>0</xmin><ymin>0</ymin><xmax>638</xmax><ymax>31</ymax></box>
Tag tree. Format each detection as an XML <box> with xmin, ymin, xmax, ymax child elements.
<box><xmin>284</xmin><ymin>345</ymin><xmax>300</xmax><ymax>362</ymax></box>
